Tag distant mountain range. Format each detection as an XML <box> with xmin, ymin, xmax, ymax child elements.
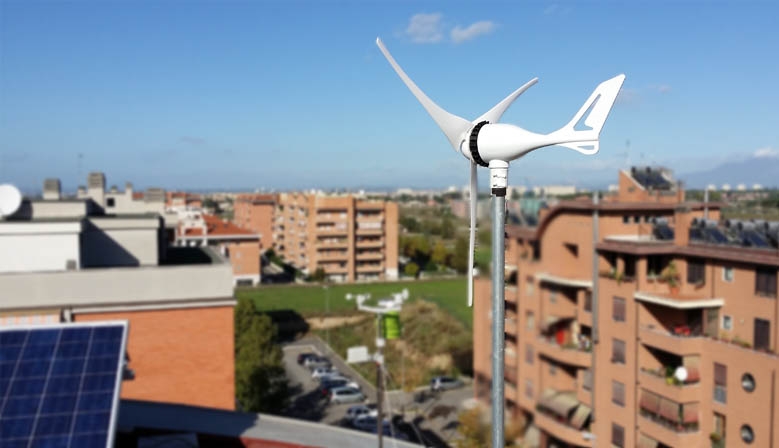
<box><xmin>679</xmin><ymin>154</ymin><xmax>779</xmax><ymax>189</ymax></box>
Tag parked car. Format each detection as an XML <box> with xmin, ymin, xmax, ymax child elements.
<box><xmin>344</xmin><ymin>404</ymin><xmax>377</xmax><ymax>424</ymax></box>
<box><xmin>430</xmin><ymin>376</ymin><xmax>463</xmax><ymax>392</ymax></box>
<box><xmin>320</xmin><ymin>377</ymin><xmax>360</xmax><ymax>397</ymax></box>
<box><xmin>303</xmin><ymin>356</ymin><xmax>330</xmax><ymax>369</ymax></box>
<box><xmin>297</xmin><ymin>352</ymin><xmax>317</xmax><ymax>365</ymax></box>
<box><xmin>311</xmin><ymin>366</ymin><xmax>338</xmax><ymax>380</ymax></box>
<box><xmin>330</xmin><ymin>387</ymin><xmax>365</xmax><ymax>404</ymax></box>
<box><xmin>352</xmin><ymin>415</ymin><xmax>390</xmax><ymax>432</ymax></box>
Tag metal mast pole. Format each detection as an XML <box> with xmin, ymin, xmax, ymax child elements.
<box><xmin>490</xmin><ymin>161</ymin><xmax>508</xmax><ymax>448</ymax></box>
<box><xmin>376</xmin><ymin>315</ymin><xmax>385</xmax><ymax>448</ymax></box>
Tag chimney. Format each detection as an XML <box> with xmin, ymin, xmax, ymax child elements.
<box><xmin>125</xmin><ymin>182</ymin><xmax>134</xmax><ymax>198</ymax></box>
<box><xmin>43</xmin><ymin>178</ymin><xmax>61</xmax><ymax>200</ymax></box>
<box><xmin>674</xmin><ymin>206</ymin><xmax>693</xmax><ymax>247</ymax></box>
<box><xmin>87</xmin><ymin>172</ymin><xmax>106</xmax><ymax>206</ymax></box>
<box><xmin>77</xmin><ymin>186</ymin><xmax>87</xmax><ymax>198</ymax></box>
<box><xmin>109</xmin><ymin>185</ymin><xmax>119</xmax><ymax>194</ymax></box>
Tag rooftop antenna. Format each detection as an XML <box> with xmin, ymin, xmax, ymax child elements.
<box><xmin>376</xmin><ymin>37</ymin><xmax>625</xmax><ymax>448</ymax></box>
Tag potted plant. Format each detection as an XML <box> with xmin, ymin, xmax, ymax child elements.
<box><xmin>661</xmin><ymin>262</ymin><xmax>680</xmax><ymax>295</ymax></box>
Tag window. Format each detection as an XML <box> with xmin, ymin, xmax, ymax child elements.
<box><xmin>741</xmin><ymin>425</ymin><xmax>754</xmax><ymax>444</ymax></box>
<box><xmin>525</xmin><ymin>344</ymin><xmax>534</xmax><ymax>365</ymax></box>
<box><xmin>687</xmin><ymin>258</ymin><xmax>705</xmax><ymax>284</ymax></box>
<box><xmin>713</xmin><ymin>413</ymin><xmax>726</xmax><ymax>439</ymax></box>
<box><xmin>622</xmin><ymin>215</ymin><xmax>629</xmax><ymax>224</ymax></box>
<box><xmin>584</xmin><ymin>292</ymin><xmax>592</xmax><ymax>312</ymax></box>
<box><xmin>525</xmin><ymin>379</ymin><xmax>534</xmax><ymax>399</ymax></box>
<box><xmin>612</xmin><ymin>380</ymin><xmax>625</xmax><ymax>406</ymax></box>
<box><xmin>612</xmin><ymin>297</ymin><xmax>626</xmax><ymax>322</ymax></box>
<box><xmin>611</xmin><ymin>423</ymin><xmax>625</xmax><ymax>448</ymax></box>
<box><xmin>549</xmin><ymin>364</ymin><xmax>557</xmax><ymax>376</ymax></box>
<box><xmin>612</xmin><ymin>339</ymin><xmax>626</xmax><ymax>364</ymax></box>
<box><xmin>754</xmin><ymin>318</ymin><xmax>771</xmax><ymax>351</ymax></box>
<box><xmin>633</xmin><ymin>215</ymin><xmax>640</xmax><ymax>223</ymax></box>
<box><xmin>742</xmin><ymin>373</ymin><xmax>756</xmax><ymax>392</ymax></box>
<box><xmin>755</xmin><ymin>268</ymin><xmax>777</xmax><ymax>298</ymax></box>
<box><xmin>526</xmin><ymin>277</ymin><xmax>535</xmax><ymax>297</ymax></box>
<box><xmin>714</xmin><ymin>363</ymin><xmax>727</xmax><ymax>404</ymax></box>
<box><xmin>723</xmin><ymin>266</ymin><xmax>734</xmax><ymax>282</ymax></box>
<box><xmin>582</xmin><ymin>369</ymin><xmax>593</xmax><ymax>391</ymax></box>
<box><xmin>549</xmin><ymin>289</ymin><xmax>557</xmax><ymax>304</ymax></box>
<box><xmin>722</xmin><ymin>315</ymin><xmax>732</xmax><ymax>331</ymax></box>
<box><xmin>106</xmin><ymin>197</ymin><xmax>115</xmax><ymax>207</ymax></box>
<box><xmin>526</xmin><ymin>311</ymin><xmax>535</xmax><ymax>331</ymax></box>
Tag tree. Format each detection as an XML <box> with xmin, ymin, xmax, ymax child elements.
<box><xmin>456</xmin><ymin>408</ymin><xmax>524</xmax><ymax>447</ymax></box>
<box><xmin>234</xmin><ymin>300</ymin><xmax>289</xmax><ymax>413</ymax></box>
<box><xmin>440</xmin><ymin>216</ymin><xmax>455</xmax><ymax>239</ymax></box>
<box><xmin>431</xmin><ymin>241</ymin><xmax>448</xmax><ymax>265</ymax></box>
<box><xmin>404</xmin><ymin>262</ymin><xmax>420</xmax><ymax>277</ymax></box>
<box><xmin>450</xmin><ymin>237</ymin><xmax>469</xmax><ymax>274</ymax></box>
<box><xmin>310</xmin><ymin>267</ymin><xmax>326</xmax><ymax>282</ymax></box>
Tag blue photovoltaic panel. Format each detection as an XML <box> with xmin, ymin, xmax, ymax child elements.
<box><xmin>0</xmin><ymin>322</ymin><xmax>127</xmax><ymax>448</ymax></box>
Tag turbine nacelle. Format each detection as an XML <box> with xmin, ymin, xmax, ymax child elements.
<box><xmin>375</xmin><ymin>37</ymin><xmax>625</xmax><ymax>307</ymax></box>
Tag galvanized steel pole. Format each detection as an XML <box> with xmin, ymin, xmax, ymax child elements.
<box><xmin>491</xmin><ymin>193</ymin><xmax>506</xmax><ymax>448</ymax></box>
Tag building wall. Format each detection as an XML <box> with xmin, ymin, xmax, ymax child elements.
<box><xmin>80</xmin><ymin>224</ymin><xmax>159</xmax><ymax>268</ymax></box>
<box><xmin>233</xmin><ymin>194</ymin><xmax>276</xmax><ymax>251</ymax></box>
<box><xmin>0</xmin><ymin>224</ymin><xmax>81</xmax><ymax>273</ymax></box>
<box><xmin>74</xmin><ymin>305</ymin><xmax>236</xmax><ymax>410</ymax></box>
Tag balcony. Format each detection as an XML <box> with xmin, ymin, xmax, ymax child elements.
<box><xmin>317</xmin><ymin>226</ymin><xmax>348</xmax><ymax>235</ymax></box>
<box><xmin>356</xmin><ymin>227</ymin><xmax>383</xmax><ymax>236</ymax></box>
<box><xmin>535</xmin><ymin>390</ymin><xmax>592</xmax><ymax>448</ymax></box>
<box><xmin>318</xmin><ymin>251</ymin><xmax>348</xmax><ymax>261</ymax></box>
<box><xmin>317</xmin><ymin>239</ymin><xmax>348</xmax><ymax>249</ymax></box>
<box><xmin>356</xmin><ymin>252</ymin><xmax>383</xmax><ymax>261</ymax></box>
<box><xmin>356</xmin><ymin>263</ymin><xmax>383</xmax><ymax>273</ymax></box>
<box><xmin>639</xmin><ymin>326</ymin><xmax>704</xmax><ymax>355</ymax></box>
<box><xmin>639</xmin><ymin>369</ymin><xmax>701</xmax><ymax>403</ymax></box>
<box><xmin>536</xmin><ymin>338</ymin><xmax>592</xmax><ymax>368</ymax></box>
<box><xmin>639</xmin><ymin>407</ymin><xmax>700</xmax><ymax>448</ymax></box>
<box><xmin>356</xmin><ymin>238</ymin><xmax>383</xmax><ymax>248</ymax></box>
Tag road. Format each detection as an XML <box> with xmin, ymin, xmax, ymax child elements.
<box><xmin>281</xmin><ymin>336</ymin><xmax>473</xmax><ymax>447</ymax></box>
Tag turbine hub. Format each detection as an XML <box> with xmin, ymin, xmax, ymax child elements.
<box><xmin>468</xmin><ymin>121</ymin><xmax>490</xmax><ymax>167</ymax></box>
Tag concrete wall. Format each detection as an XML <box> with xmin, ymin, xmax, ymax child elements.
<box><xmin>80</xmin><ymin>218</ymin><xmax>160</xmax><ymax>267</ymax></box>
<box><xmin>0</xmin><ymin>224</ymin><xmax>82</xmax><ymax>273</ymax></box>
<box><xmin>0</xmin><ymin>260</ymin><xmax>234</xmax><ymax>311</ymax></box>
<box><xmin>75</xmin><ymin>305</ymin><xmax>236</xmax><ymax>410</ymax></box>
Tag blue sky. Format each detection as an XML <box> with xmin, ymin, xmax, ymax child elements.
<box><xmin>1</xmin><ymin>1</ymin><xmax>778</xmax><ymax>193</ymax></box>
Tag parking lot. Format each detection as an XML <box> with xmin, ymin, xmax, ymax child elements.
<box><xmin>281</xmin><ymin>337</ymin><xmax>473</xmax><ymax>447</ymax></box>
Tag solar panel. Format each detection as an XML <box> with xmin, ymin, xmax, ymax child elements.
<box><xmin>0</xmin><ymin>322</ymin><xmax>128</xmax><ymax>448</ymax></box>
<box><xmin>742</xmin><ymin>230</ymin><xmax>770</xmax><ymax>248</ymax></box>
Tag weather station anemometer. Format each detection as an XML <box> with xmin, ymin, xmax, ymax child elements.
<box><xmin>375</xmin><ymin>37</ymin><xmax>625</xmax><ymax>448</ymax></box>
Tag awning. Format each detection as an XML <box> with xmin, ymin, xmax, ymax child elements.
<box><xmin>639</xmin><ymin>390</ymin><xmax>660</xmax><ymax>414</ymax></box>
<box><xmin>683</xmin><ymin>402</ymin><xmax>699</xmax><ymax>423</ymax></box>
<box><xmin>659</xmin><ymin>398</ymin><xmax>681</xmax><ymax>423</ymax></box>
<box><xmin>523</xmin><ymin>425</ymin><xmax>540</xmax><ymax>448</ymax></box>
<box><xmin>683</xmin><ymin>356</ymin><xmax>701</xmax><ymax>384</ymax></box>
<box><xmin>569</xmin><ymin>404</ymin><xmax>591</xmax><ymax>430</ymax></box>
<box><xmin>546</xmin><ymin>393</ymin><xmax>580</xmax><ymax>418</ymax></box>
<box><xmin>542</xmin><ymin>316</ymin><xmax>564</xmax><ymax>331</ymax></box>
<box><xmin>638</xmin><ymin>433</ymin><xmax>659</xmax><ymax>448</ymax></box>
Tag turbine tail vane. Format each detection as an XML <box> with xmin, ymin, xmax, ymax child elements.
<box><xmin>376</xmin><ymin>38</ymin><xmax>471</xmax><ymax>151</ymax></box>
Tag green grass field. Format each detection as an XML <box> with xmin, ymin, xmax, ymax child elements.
<box><xmin>236</xmin><ymin>277</ymin><xmax>472</xmax><ymax>328</ymax></box>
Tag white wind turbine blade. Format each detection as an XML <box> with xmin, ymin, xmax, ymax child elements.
<box><xmin>475</xmin><ymin>78</ymin><xmax>539</xmax><ymax>124</ymax></box>
<box><xmin>376</xmin><ymin>38</ymin><xmax>471</xmax><ymax>151</ymax></box>
<box><xmin>468</xmin><ymin>161</ymin><xmax>477</xmax><ymax>307</ymax></box>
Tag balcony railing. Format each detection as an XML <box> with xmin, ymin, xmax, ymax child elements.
<box><xmin>640</xmin><ymin>409</ymin><xmax>699</xmax><ymax>434</ymax></box>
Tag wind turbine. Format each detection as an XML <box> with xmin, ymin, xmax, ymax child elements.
<box><xmin>376</xmin><ymin>37</ymin><xmax>625</xmax><ymax>448</ymax></box>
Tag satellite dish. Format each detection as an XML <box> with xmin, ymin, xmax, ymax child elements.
<box><xmin>675</xmin><ymin>366</ymin><xmax>688</xmax><ymax>382</ymax></box>
<box><xmin>0</xmin><ymin>184</ymin><xmax>22</xmax><ymax>218</ymax></box>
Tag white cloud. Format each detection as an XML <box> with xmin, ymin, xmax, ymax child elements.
<box><xmin>754</xmin><ymin>147</ymin><xmax>779</xmax><ymax>158</ymax></box>
<box><xmin>405</xmin><ymin>13</ymin><xmax>444</xmax><ymax>44</ymax></box>
<box><xmin>656</xmin><ymin>84</ymin><xmax>672</xmax><ymax>93</ymax></box>
<box><xmin>451</xmin><ymin>21</ymin><xmax>496</xmax><ymax>44</ymax></box>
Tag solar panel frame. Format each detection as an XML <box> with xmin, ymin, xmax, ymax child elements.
<box><xmin>0</xmin><ymin>321</ymin><xmax>128</xmax><ymax>448</ymax></box>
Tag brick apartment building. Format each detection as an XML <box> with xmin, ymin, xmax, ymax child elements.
<box><xmin>0</xmin><ymin>174</ymin><xmax>236</xmax><ymax>410</ymax></box>
<box><xmin>176</xmin><ymin>210</ymin><xmax>262</xmax><ymax>286</ymax></box>
<box><xmin>474</xmin><ymin>167</ymin><xmax>779</xmax><ymax>447</ymax></box>
<box><xmin>234</xmin><ymin>192</ymin><xmax>399</xmax><ymax>282</ymax></box>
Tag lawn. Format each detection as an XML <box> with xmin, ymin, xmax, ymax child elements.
<box><xmin>236</xmin><ymin>277</ymin><xmax>473</xmax><ymax>328</ymax></box>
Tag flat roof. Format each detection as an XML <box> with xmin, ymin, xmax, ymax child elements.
<box><xmin>118</xmin><ymin>400</ymin><xmax>422</xmax><ymax>448</ymax></box>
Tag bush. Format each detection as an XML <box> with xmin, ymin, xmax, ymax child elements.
<box><xmin>404</xmin><ymin>262</ymin><xmax>420</xmax><ymax>278</ymax></box>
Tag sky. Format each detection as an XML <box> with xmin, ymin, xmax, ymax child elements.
<box><xmin>1</xmin><ymin>1</ymin><xmax>778</xmax><ymax>193</ymax></box>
